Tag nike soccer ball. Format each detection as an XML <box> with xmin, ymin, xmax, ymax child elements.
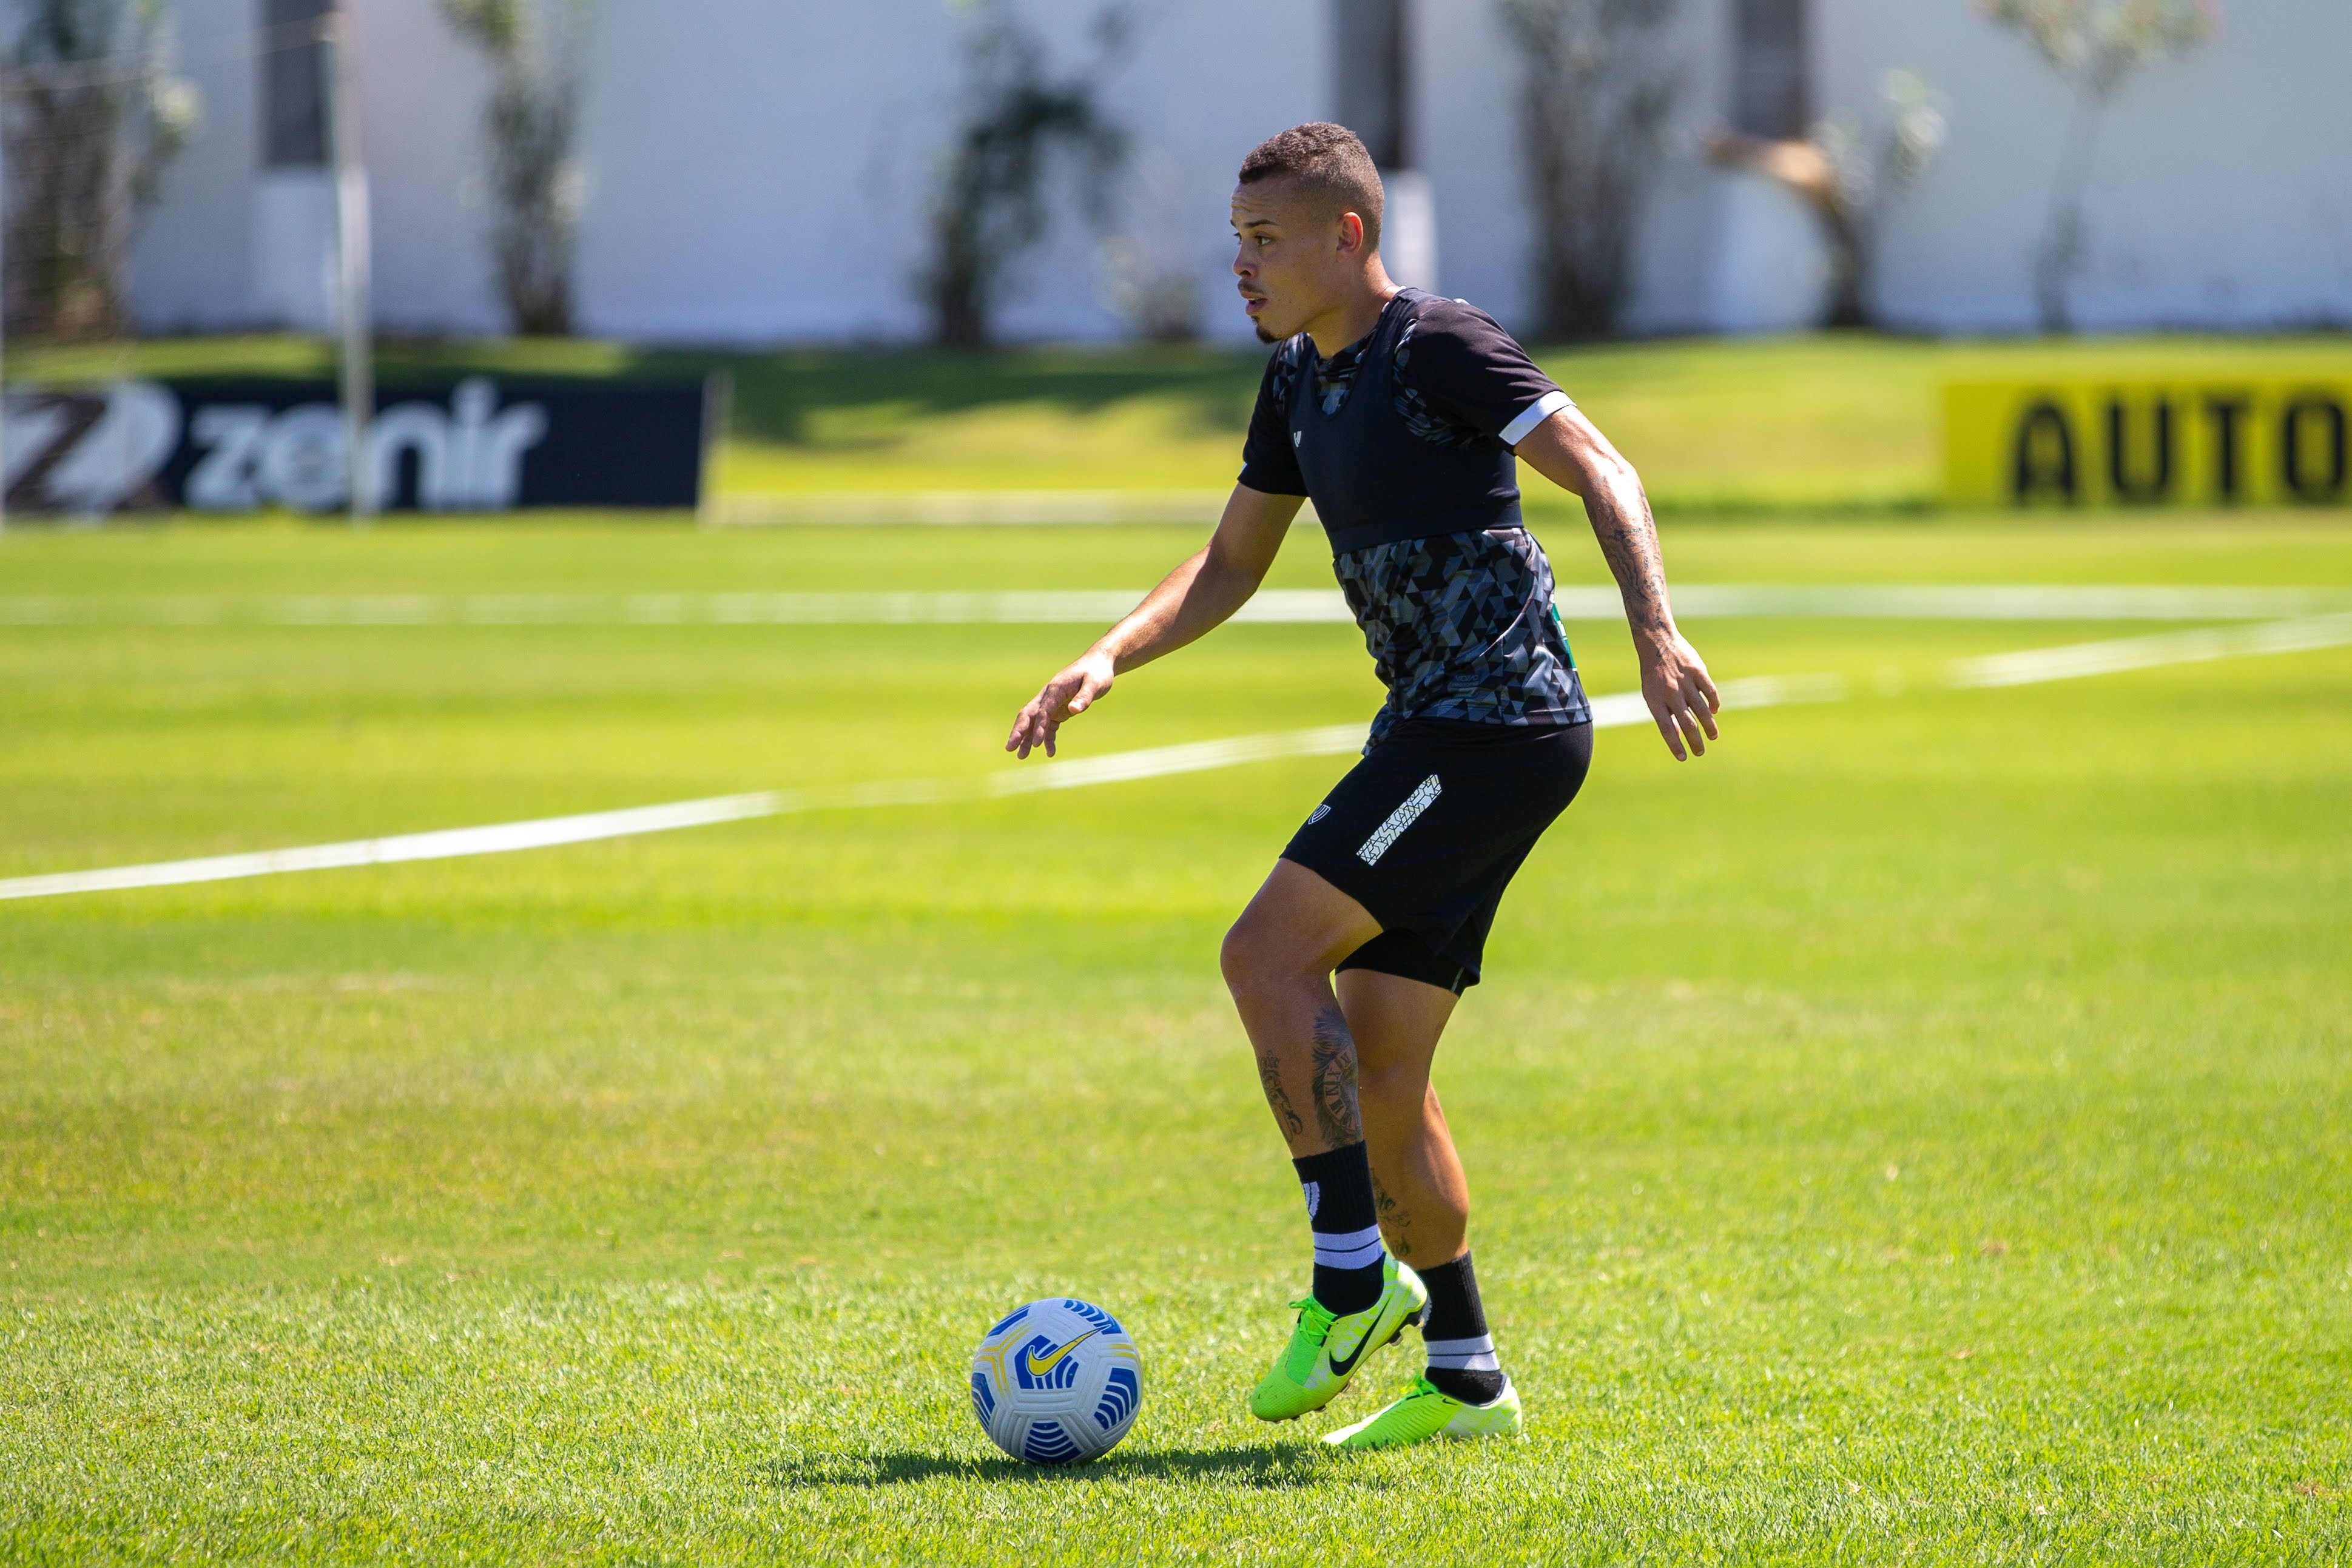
<box><xmin>968</xmin><ymin>1297</ymin><xmax>1143</xmax><ymax>1464</ymax></box>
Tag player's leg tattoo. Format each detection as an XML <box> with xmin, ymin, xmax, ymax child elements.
<box><xmin>1256</xmin><ymin>1047</ymin><xmax>1305</xmax><ymax>1139</ymax></box>
<box><xmin>1309</xmin><ymin>1003</ymin><xmax>1364</xmax><ymax>1146</ymax></box>
<box><xmin>1372</xmin><ymin>1168</ymin><xmax>1415</xmax><ymax>1263</ymax></box>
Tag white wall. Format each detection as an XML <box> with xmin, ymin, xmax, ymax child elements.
<box><xmin>1412</xmin><ymin>0</ymin><xmax>1523</xmax><ymax>325</ymax></box>
<box><xmin>568</xmin><ymin>0</ymin><xmax>1323</xmax><ymax>345</ymax></box>
<box><xmin>127</xmin><ymin>0</ymin><xmax>496</xmax><ymax>332</ymax></box>
<box><xmin>119</xmin><ymin>0</ymin><xmax>2352</xmax><ymax>343</ymax></box>
<box><xmin>1414</xmin><ymin>0</ymin><xmax>1782</xmax><ymax>340</ymax></box>
<box><xmin>129</xmin><ymin>0</ymin><xmax>260</xmax><ymax>332</ymax></box>
<box><xmin>568</xmin><ymin>0</ymin><xmax>952</xmax><ymax>343</ymax></box>
<box><xmin>355</xmin><ymin>0</ymin><xmax>501</xmax><ymax>335</ymax></box>
<box><xmin>1819</xmin><ymin>0</ymin><xmax>2352</xmax><ymax>332</ymax></box>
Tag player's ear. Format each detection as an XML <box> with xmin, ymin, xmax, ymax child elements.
<box><xmin>1336</xmin><ymin>211</ymin><xmax>1364</xmax><ymax>256</ymax></box>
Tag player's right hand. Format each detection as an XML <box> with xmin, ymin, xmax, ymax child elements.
<box><xmin>1007</xmin><ymin>650</ymin><xmax>1116</xmax><ymax>759</ymax></box>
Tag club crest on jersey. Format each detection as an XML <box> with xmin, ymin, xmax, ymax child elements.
<box><xmin>1306</xmin><ymin>803</ymin><xmax>1332</xmax><ymax>826</ymax></box>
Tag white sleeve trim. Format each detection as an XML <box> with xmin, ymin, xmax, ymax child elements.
<box><xmin>1500</xmin><ymin>389</ymin><xmax>1574</xmax><ymax>448</ymax></box>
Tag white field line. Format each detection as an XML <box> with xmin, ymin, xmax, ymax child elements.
<box><xmin>1947</xmin><ymin>611</ymin><xmax>2352</xmax><ymax>688</ymax></box>
<box><xmin>0</xmin><ymin>676</ymin><xmax>1836</xmax><ymax>903</ymax></box>
<box><xmin>1655</xmin><ymin>584</ymin><xmax>2352</xmax><ymax>622</ymax></box>
<box><xmin>1</xmin><ymin>617</ymin><xmax>2339</xmax><ymax>904</ymax></box>
<box><xmin>5</xmin><ymin>585</ymin><xmax>2350</xmax><ymax>627</ymax></box>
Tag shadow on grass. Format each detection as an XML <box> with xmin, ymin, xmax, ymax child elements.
<box><xmin>764</xmin><ymin>1442</ymin><xmax>1338</xmax><ymax>1491</ymax></box>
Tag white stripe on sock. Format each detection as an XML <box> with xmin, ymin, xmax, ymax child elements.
<box><xmin>1423</xmin><ymin>1334</ymin><xmax>1499</xmax><ymax>1371</ymax></box>
<box><xmin>1312</xmin><ymin>1223</ymin><xmax>1386</xmax><ymax>1270</ymax></box>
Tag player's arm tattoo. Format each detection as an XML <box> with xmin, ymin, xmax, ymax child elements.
<box><xmin>1308</xmin><ymin>1004</ymin><xmax>1364</xmax><ymax>1146</ymax></box>
<box><xmin>1588</xmin><ymin>479</ymin><xmax>1673</xmax><ymax>636</ymax></box>
<box><xmin>1255</xmin><ymin>1048</ymin><xmax>1304</xmax><ymax>1139</ymax></box>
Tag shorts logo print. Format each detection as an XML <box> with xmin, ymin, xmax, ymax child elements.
<box><xmin>1306</xmin><ymin>804</ymin><xmax>1332</xmax><ymax>826</ymax></box>
<box><xmin>1356</xmin><ymin>775</ymin><xmax>1442</xmax><ymax>866</ymax></box>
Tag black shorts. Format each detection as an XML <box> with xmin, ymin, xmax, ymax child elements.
<box><xmin>1280</xmin><ymin>717</ymin><xmax>1594</xmax><ymax>994</ymax></box>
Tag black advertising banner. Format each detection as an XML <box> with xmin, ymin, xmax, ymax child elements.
<box><xmin>1</xmin><ymin>376</ymin><xmax>713</xmax><ymax>515</ymax></box>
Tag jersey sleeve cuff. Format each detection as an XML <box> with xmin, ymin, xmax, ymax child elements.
<box><xmin>1500</xmin><ymin>389</ymin><xmax>1574</xmax><ymax>448</ymax></box>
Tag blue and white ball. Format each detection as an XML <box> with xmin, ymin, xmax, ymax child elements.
<box><xmin>968</xmin><ymin>1297</ymin><xmax>1143</xmax><ymax>1464</ymax></box>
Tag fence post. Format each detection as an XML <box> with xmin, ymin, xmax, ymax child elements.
<box><xmin>322</xmin><ymin>10</ymin><xmax>373</xmax><ymax>523</ymax></box>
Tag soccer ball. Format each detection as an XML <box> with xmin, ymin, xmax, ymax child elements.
<box><xmin>968</xmin><ymin>1297</ymin><xmax>1143</xmax><ymax>1464</ymax></box>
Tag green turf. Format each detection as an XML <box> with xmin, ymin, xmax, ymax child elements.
<box><xmin>14</xmin><ymin>331</ymin><xmax>2350</xmax><ymax>511</ymax></box>
<box><xmin>2</xmin><ymin>517</ymin><xmax>2349</xmax><ymax>1563</ymax></box>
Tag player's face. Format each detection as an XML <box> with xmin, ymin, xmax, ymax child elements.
<box><xmin>1230</xmin><ymin>180</ymin><xmax>1356</xmax><ymax>344</ymax></box>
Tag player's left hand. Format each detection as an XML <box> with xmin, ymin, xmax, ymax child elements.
<box><xmin>1640</xmin><ymin>632</ymin><xmax>1720</xmax><ymax>761</ymax></box>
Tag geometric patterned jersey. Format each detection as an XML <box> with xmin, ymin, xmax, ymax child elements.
<box><xmin>1335</xmin><ymin>527</ymin><xmax>1592</xmax><ymax>749</ymax></box>
<box><xmin>1276</xmin><ymin>315</ymin><xmax>1592</xmax><ymax>747</ymax></box>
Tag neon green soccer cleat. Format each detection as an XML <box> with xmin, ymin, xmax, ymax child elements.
<box><xmin>1321</xmin><ymin>1374</ymin><xmax>1525</xmax><ymax>1449</ymax></box>
<box><xmin>1248</xmin><ymin>1257</ymin><xmax>1427</xmax><ymax>1422</ymax></box>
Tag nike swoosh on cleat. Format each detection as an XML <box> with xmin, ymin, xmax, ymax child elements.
<box><xmin>1325</xmin><ymin>1321</ymin><xmax>1381</xmax><ymax>1380</ymax></box>
<box><xmin>1023</xmin><ymin>1328</ymin><xmax>1100</xmax><ymax>1378</ymax></box>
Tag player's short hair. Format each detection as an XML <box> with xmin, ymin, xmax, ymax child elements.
<box><xmin>1238</xmin><ymin>123</ymin><xmax>1383</xmax><ymax>251</ymax></box>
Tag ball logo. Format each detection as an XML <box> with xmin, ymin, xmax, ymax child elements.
<box><xmin>1015</xmin><ymin>1328</ymin><xmax>1097</xmax><ymax>1390</ymax></box>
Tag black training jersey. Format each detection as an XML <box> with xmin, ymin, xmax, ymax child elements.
<box><xmin>1238</xmin><ymin>288</ymin><xmax>1591</xmax><ymax>745</ymax></box>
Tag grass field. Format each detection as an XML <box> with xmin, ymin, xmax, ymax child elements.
<box><xmin>2</xmin><ymin>511</ymin><xmax>2350</xmax><ymax>1563</ymax></box>
<box><xmin>17</xmin><ymin>331</ymin><xmax>2351</xmax><ymax>513</ymax></box>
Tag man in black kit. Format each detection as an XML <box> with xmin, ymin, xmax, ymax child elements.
<box><xmin>1007</xmin><ymin>123</ymin><xmax>1719</xmax><ymax>1449</ymax></box>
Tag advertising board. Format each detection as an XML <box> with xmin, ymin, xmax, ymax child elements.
<box><xmin>1</xmin><ymin>376</ymin><xmax>712</xmax><ymax>516</ymax></box>
<box><xmin>1947</xmin><ymin>376</ymin><xmax>2352</xmax><ymax>508</ymax></box>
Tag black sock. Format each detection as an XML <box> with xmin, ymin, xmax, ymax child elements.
<box><xmin>1290</xmin><ymin>1142</ymin><xmax>1387</xmax><ymax>1316</ymax></box>
<box><xmin>1418</xmin><ymin>1251</ymin><xmax>1506</xmax><ymax>1405</ymax></box>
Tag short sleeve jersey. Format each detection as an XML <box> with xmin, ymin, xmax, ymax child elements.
<box><xmin>1238</xmin><ymin>289</ymin><xmax>1590</xmax><ymax>745</ymax></box>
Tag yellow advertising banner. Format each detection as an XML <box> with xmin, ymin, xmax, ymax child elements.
<box><xmin>1946</xmin><ymin>376</ymin><xmax>2352</xmax><ymax>508</ymax></box>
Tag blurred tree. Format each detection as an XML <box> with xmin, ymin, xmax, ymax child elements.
<box><xmin>926</xmin><ymin>1</ymin><xmax>1127</xmax><ymax>348</ymax></box>
<box><xmin>2</xmin><ymin>0</ymin><xmax>198</xmax><ymax>340</ymax></box>
<box><xmin>1705</xmin><ymin>69</ymin><xmax>1947</xmax><ymax>328</ymax></box>
<box><xmin>441</xmin><ymin>0</ymin><xmax>588</xmax><ymax>336</ymax></box>
<box><xmin>1495</xmin><ymin>0</ymin><xmax>1683</xmax><ymax>340</ymax></box>
<box><xmin>1981</xmin><ymin>0</ymin><xmax>2219</xmax><ymax>333</ymax></box>
<box><xmin>1098</xmin><ymin>147</ymin><xmax>1201</xmax><ymax>343</ymax></box>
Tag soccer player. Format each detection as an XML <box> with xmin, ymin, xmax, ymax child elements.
<box><xmin>1006</xmin><ymin>123</ymin><xmax>1719</xmax><ymax>1449</ymax></box>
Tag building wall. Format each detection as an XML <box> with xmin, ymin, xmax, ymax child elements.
<box><xmin>569</xmin><ymin>0</ymin><xmax>1323</xmax><ymax>346</ymax></box>
<box><xmin>1819</xmin><ymin>0</ymin><xmax>2352</xmax><ymax>332</ymax></box>
<box><xmin>117</xmin><ymin>0</ymin><xmax>2352</xmax><ymax>343</ymax></box>
<box><xmin>354</xmin><ymin>0</ymin><xmax>500</xmax><ymax>335</ymax></box>
<box><xmin>1418</xmin><ymin>0</ymin><xmax>1824</xmax><ymax>338</ymax></box>
<box><xmin>127</xmin><ymin>0</ymin><xmax>261</xmax><ymax>332</ymax></box>
<box><xmin>127</xmin><ymin>0</ymin><xmax>498</xmax><ymax>333</ymax></box>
